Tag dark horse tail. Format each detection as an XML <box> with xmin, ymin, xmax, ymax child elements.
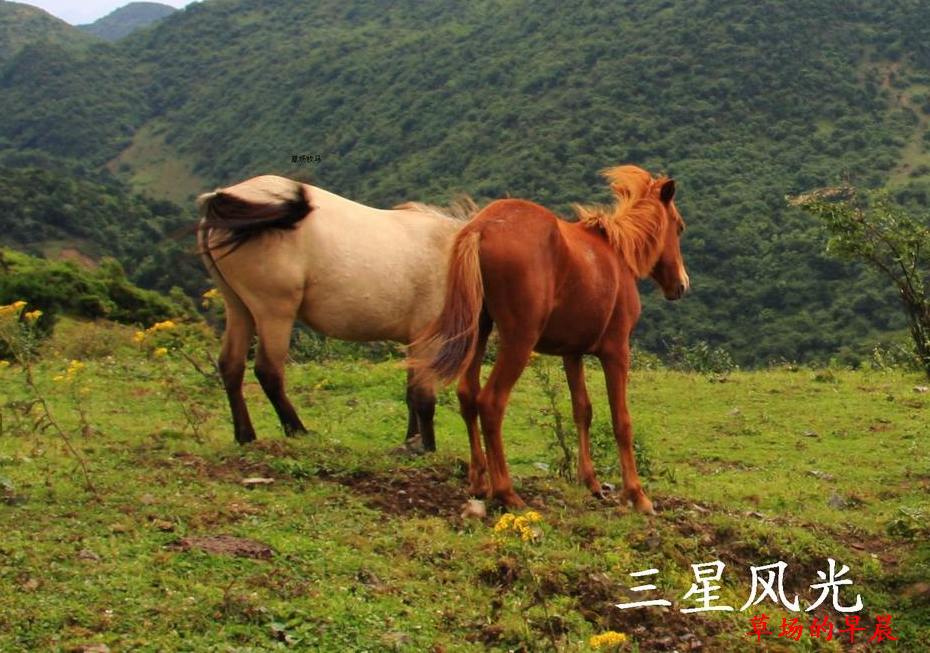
<box><xmin>196</xmin><ymin>180</ymin><xmax>312</xmax><ymax>256</ymax></box>
<box><xmin>410</xmin><ymin>229</ymin><xmax>484</xmax><ymax>387</ymax></box>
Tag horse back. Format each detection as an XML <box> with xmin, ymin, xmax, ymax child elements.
<box><xmin>470</xmin><ymin>199</ymin><xmax>638</xmax><ymax>353</ymax></box>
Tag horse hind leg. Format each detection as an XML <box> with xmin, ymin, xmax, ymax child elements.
<box><xmin>410</xmin><ymin>379</ymin><xmax>437</xmax><ymax>452</ymax></box>
<box><xmin>400</xmin><ymin>366</ymin><xmax>436</xmax><ymax>454</ymax></box>
<box><xmin>219</xmin><ymin>295</ymin><xmax>257</xmax><ymax>444</ymax></box>
<box><xmin>478</xmin><ymin>334</ymin><xmax>536</xmax><ymax>508</ymax></box>
<box><xmin>456</xmin><ymin>313</ymin><xmax>492</xmax><ymax>496</ymax></box>
<box><xmin>563</xmin><ymin>354</ymin><xmax>603</xmax><ymax>497</ymax></box>
<box><xmin>404</xmin><ymin>368</ymin><xmax>419</xmax><ymax>444</ymax></box>
<box><xmin>254</xmin><ymin>314</ymin><xmax>307</xmax><ymax>437</ymax></box>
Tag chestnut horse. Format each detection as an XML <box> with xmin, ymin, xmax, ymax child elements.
<box><xmin>198</xmin><ymin>175</ymin><xmax>474</xmax><ymax>448</ymax></box>
<box><xmin>412</xmin><ymin>165</ymin><xmax>689</xmax><ymax>512</ymax></box>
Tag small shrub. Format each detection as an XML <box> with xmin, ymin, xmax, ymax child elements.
<box><xmin>43</xmin><ymin>318</ymin><xmax>136</xmax><ymax>360</ymax></box>
<box><xmin>590</xmin><ymin>421</ymin><xmax>653</xmax><ymax>480</ymax></box>
<box><xmin>870</xmin><ymin>339</ymin><xmax>922</xmax><ymax>373</ymax></box>
<box><xmin>527</xmin><ymin>356</ymin><xmax>574</xmax><ymax>481</ymax></box>
<box><xmin>666</xmin><ymin>338</ymin><xmax>737</xmax><ymax>378</ymax></box>
<box><xmin>630</xmin><ymin>347</ymin><xmax>662</xmax><ymax>371</ymax></box>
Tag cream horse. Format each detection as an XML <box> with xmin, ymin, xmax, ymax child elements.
<box><xmin>197</xmin><ymin>175</ymin><xmax>472</xmax><ymax>448</ymax></box>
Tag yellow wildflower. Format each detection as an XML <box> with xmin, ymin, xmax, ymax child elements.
<box><xmin>493</xmin><ymin>513</ymin><xmax>516</xmax><ymax>532</ymax></box>
<box><xmin>153</xmin><ymin>347</ymin><xmax>168</xmax><ymax>358</ymax></box>
<box><xmin>0</xmin><ymin>300</ymin><xmax>26</xmax><ymax>317</ymax></box>
<box><xmin>589</xmin><ymin>631</ymin><xmax>628</xmax><ymax>649</ymax></box>
<box><xmin>149</xmin><ymin>320</ymin><xmax>176</xmax><ymax>332</ymax></box>
<box><xmin>493</xmin><ymin>511</ymin><xmax>542</xmax><ymax>542</ymax></box>
<box><xmin>52</xmin><ymin>375</ymin><xmax>65</xmax><ymax>382</ymax></box>
<box><xmin>23</xmin><ymin>309</ymin><xmax>42</xmax><ymax>323</ymax></box>
<box><xmin>0</xmin><ymin>360</ymin><xmax>10</xmax><ymax>369</ymax></box>
<box><xmin>202</xmin><ymin>288</ymin><xmax>221</xmax><ymax>299</ymax></box>
<box><xmin>67</xmin><ymin>360</ymin><xmax>85</xmax><ymax>375</ymax></box>
<box><xmin>132</xmin><ymin>330</ymin><xmax>146</xmax><ymax>344</ymax></box>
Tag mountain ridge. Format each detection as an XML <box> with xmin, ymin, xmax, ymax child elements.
<box><xmin>79</xmin><ymin>2</ymin><xmax>177</xmax><ymax>42</ymax></box>
<box><xmin>0</xmin><ymin>1</ymin><xmax>94</xmax><ymax>62</ymax></box>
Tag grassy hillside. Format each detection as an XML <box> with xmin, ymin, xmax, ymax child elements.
<box><xmin>0</xmin><ymin>324</ymin><xmax>928</xmax><ymax>650</ymax></box>
<box><xmin>79</xmin><ymin>2</ymin><xmax>177</xmax><ymax>42</ymax></box>
<box><xmin>0</xmin><ymin>1</ymin><xmax>94</xmax><ymax>62</ymax></box>
<box><xmin>3</xmin><ymin>0</ymin><xmax>930</xmax><ymax>364</ymax></box>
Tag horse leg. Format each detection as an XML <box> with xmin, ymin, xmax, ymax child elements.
<box><xmin>404</xmin><ymin>368</ymin><xmax>420</xmax><ymax>444</ymax></box>
<box><xmin>563</xmin><ymin>354</ymin><xmax>602</xmax><ymax>497</ymax></box>
<box><xmin>478</xmin><ymin>337</ymin><xmax>534</xmax><ymax>508</ymax></box>
<box><xmin>410</xmin><ymin>376</ymin><xmax>437</xmax><ymax>453</ymax></box>
<box><xmin>456</xmin><ymin>314</ymin><xmax>492</xmax><ymax>497</ymax></box>
<box><xmin>402</xmin><ymin>348</ymin><xmax>437</xmax><ymax>452</ymax></box>
<box><xmin>219</xmin><ymin>299</ymin><xmax>256</xmax><ymax>444</ymax></box>
<box><xmin>254</xmin><ymin>316</ymin><xmax>306</xmax><ymax>437</ymax></box>
<box><xmin>599</xmin><ymin>344</ymin><xmax>654</xmax><ymax>514</ymax></box>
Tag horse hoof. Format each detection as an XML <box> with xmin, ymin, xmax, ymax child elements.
<box><xmin>392</xmin><ymin>435</ymin><xmax>426</xmax><ymax>456</ymax></box>
<box><xmin>495</xmin><ymin>491</ymin><xmax>526</xmax><ymax>509</ymax></box>
<box><xmin>235</xmin><ymin>432</ymin><xmax>257</xmax><ymax>445</ymax></box>
<box><xmin>469</xmin><ymin>484</ymin><xmax>490</xmax><ymax>499</ymax></box>
<box><xmin>634</xmin><ymin>495</ymin><xmax>656</xmax><ymax>515</ymax></box>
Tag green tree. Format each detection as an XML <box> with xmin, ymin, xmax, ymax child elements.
<box><xmin>796</xmin><ymin>190</ymin><xmax>930</xmax><ymax>377</ymax></box>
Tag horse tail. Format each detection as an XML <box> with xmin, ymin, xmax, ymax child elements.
<box><xmin>196</xmin><ymin>179</ymin><xmax>312</xmax><ymax>256</ymax></box>
<box><xmin>410</xmin><ymin>229</ymin><xmax>484</xmax><ymax>387</ymax></box>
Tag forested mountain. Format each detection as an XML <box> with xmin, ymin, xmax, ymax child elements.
<box><xmin>0</xmin><ymin>152</ymin><xmax>202</xmax><ymax>297</ymax></box>
<box><xmin>2</xmin><ymin>0</ymin><xmax>930</xmax><ymax>363</ymax></box>
<box><xmin>79</xmin><ymin>2</ymin><xmax>176</xmax><ymax>42</ymax></box>
<box><xmin>0</xmin><ymin>1</ymin><xmax>93</xmax><ymax>62</ymax></box>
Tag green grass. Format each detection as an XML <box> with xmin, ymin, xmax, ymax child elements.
<box><xmin>1</xmin><ymin>326</ymin><xmax>929</xmax><ymax>651</ymax></box>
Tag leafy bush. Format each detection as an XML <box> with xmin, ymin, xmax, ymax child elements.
<box><xmin>0</xmin><ymin>248</ymin><xmax>195</xmax><ymax>329</ymax></box>
<box><xmin>665</xmin><ymin>339</ymin><xmax>738</xmax><ymax>378</ymax></box>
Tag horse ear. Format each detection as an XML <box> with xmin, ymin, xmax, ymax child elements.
<box><xmin>659</xmin><ymin>179</ymin><xmax>676</xmax><ymax>204</ymax></box>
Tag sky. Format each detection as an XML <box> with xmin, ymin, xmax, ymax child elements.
<box><xmin>15</xmin><ymin>0</ymin><xmax>199</xmax><ymax>25</ymax></box>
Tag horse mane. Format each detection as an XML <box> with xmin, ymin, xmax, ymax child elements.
<box><xmin>572</xmin><ymin>165</ymin><xmax>672</xmax><ymax>278</ymax></box>
<box><xmin>395</xmin><ymin>195</ymin><xmax>480</xmax><ymax>222</ymax></box>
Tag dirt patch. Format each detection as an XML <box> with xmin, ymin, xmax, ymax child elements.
<box><xmin>478</xmin><ymin>556</ymin><xmax>520</xmax><ymax>589</ymax></box>
<box><xmin>333</xmin><ymin>466</ymin><xmax>582</xmax><ymax>520</ymax></box>
<box><xmin>333</xmin><ymin>464</ymin><xmax>470</xmax><ymax>519</ymax></box>
<box><xmin>168</xmin><ymin>534</ymin><xmax>273</xmax><ymax>559</ymax></box>
<box><xmin>135</xmin><ymin>448</ymin><xmax>276</xmax><ymax>484</ymax></box>
<box><xmin>653</xmin><ymin>494</ymin><xmax>718</xmax><ymax>515</ymax></box>
<box><xmin>567</xmin><ymin>569</ymin><xmax>725</xmax><ymax>650</ymax></box>
<box><xmin>516</xmin><ymin>476</ymin><xmax>572</xmax><ymax>510</ymax></box>
<box><xmin>604</xmin><ymin>609</ymin><xmax>723</xmax><ymax>651</ymax></box>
